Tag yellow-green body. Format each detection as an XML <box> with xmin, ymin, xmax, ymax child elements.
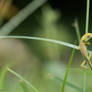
<box><xmin>79</xmin><ymin>33</ymin><xmax>92</xmax><ymax>69</ymax></box>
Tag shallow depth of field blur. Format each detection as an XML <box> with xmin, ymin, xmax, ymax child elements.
<box><xmin>0</xmin><ymin>0</ymin><xmax>92</xmax><ymax>92</ymax></box>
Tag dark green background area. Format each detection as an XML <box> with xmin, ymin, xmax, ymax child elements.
<box><xmin>10</xmin><ymin>0</ymin><xmax>92</xmax><ymax>36</ymax></box>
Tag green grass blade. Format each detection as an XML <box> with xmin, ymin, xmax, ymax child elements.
<box><xmin>0</xmin><ymin>65</ymin><xmax>10</xmax><ymax>91</ymax></box>
<box><xmin>1</xmin><ymin>35</ymin><xmax>92</xmax><ymax>56</ymax></box>
<box><xmin>53</xmin><ymin>76</ymin><xmax>82</xmax><ymax>92</ymax></box>
<box><xmin>83</xmin><ymin>71</ymin><xmax>86</xmax><ymax>92</ymax></box>
<box><xmin>61</xmin><ymin>48</ymin><xmax>75</xmax><ymax>92</ymax></box>
<box><xmin>74</xmin><ymin>19</ymin><xmax>81</xmax><ymax>43</ymax></box>
<box><xmin>0</xmin><ymin>0</ymin><xmax>47</xmax><ymax>35</ymax></box>
<box><xmin>7</xmin><ymin>68</ymin><xmax>40</xmax><ymax>92</ymax></box>
<box><xmin>20</xmin><ymin>80</ymin><xmax>30</xmax><ymax>92</ymax></box>
<box><xmin>85</xmin><ymin>0</ymin><xmax>90</xmax><ymax>33</ymax></box>
<box><xmin>0</xmin><ymin>35</ymin><xmax>79</xmax><ymax>50</ymax></box>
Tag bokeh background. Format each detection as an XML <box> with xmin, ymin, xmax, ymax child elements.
<box><xmin>0</xmin><ymin>0</ymin><xmax>92</xmax><ymax>92</ymax></box>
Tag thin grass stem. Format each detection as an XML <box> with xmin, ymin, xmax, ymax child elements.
<box><xmin>53</xmin><ymin>76</ymin><xmax>82</xmax><ymax>92</ymax></box>
<box><xmin>0</xmin><ymin>35</ymin><xmax>79</xmax><ymax>49</ymax></box>
<box><xmin>61</xmin><ymin>48</ymin><xmax>75</xmax><ymax>92</ymax></box>
<box><xmin>7</xmin><ymin>68</ymin><xmax>40</xmax><ymax>92</ymax></box>
<box><xmin>85</xmin><ymin>0</ymin><xmax>90</xmax><ymax>33</ymax></box>
<box><xmin>74</xmin><ymin>19</ymin><xmax>81</xmax><ymax>43</ymax></box>
<box><xmin>83</xmin><ymin>71</ymin><xmax>86</xmax><ymax>92</ymax></box>
<box><xmin>0</xmin><ymin>0</ymin><xmax>47</xmax><ymax>35</ymax></box>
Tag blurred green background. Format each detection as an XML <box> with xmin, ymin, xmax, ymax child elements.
<box><xmin>0</xmin><ymin>0</ymin><xmax>92</xmax><ymax>92</ymax></box>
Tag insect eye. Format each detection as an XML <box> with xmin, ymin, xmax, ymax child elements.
<box><xmin>88</xmin><ymin>35</ymin><xmax>91</xmax><ymax>38</ymax></box>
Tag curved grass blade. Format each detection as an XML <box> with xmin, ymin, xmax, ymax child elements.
<box><xmin>7</xmin><ymin>68</ymin><xmax>40</xmax><ymax>92</ymax></box>
<box><xmin>0</xmin><ymin>35</ymin><xmax>79</xmax><ymax>50</ymax></box>
<box><xmin>0</xmin><ymin>65</ymin><xmax>10</xmax><ymax>91</ymax></box>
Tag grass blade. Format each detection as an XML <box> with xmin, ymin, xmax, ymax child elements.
<box><xmin>0</xmin><ymin>0</ymin><xmax>47</xmax><ymax>35</ymax></box>
<box><xmin>20</xmin><ymin>80</ymin><xmax>30</xmax><ymax>92</ymax></box>
<box><xmin>61</xmin><ymin>48</ymin><xmax>75</xmax><ymax>92</ymax></box>
<box><xmin>0</xmin><ymin>65</ymin><xmax>10</xmax><ymax>91</ymax></box>
<box><xmin>7</xmin><ymin>68</ymin><xmax>40</xmax><ymax>92</ymax></box>
<box><xmin>85</xmin><ymin>0</ymin><xmax>90</xmax><ymax>33</ymax></box>
<box><xmin>74</xmin><ymin>19</ymin><xmax>81</xmax><ymax>43</ymax></box>
<box><xmin>0</xmin><ymin>35</ymin><xmax>79</xmax><ymax>49</ymax></box>
<box><xmin>53</xmin><ymin>76</ymin><xmax>82</xmax><ymax>92</ymax></box>
<box><xmin>83</xmin><ymin>71</ymin><xmax>86</xmax><ymax>92</ymax></box>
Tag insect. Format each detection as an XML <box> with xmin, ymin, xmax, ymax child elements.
<box><xmin>79</xmin><ymin>33</ymin><xmax>92</xmax><ymax>70</ymax></box>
